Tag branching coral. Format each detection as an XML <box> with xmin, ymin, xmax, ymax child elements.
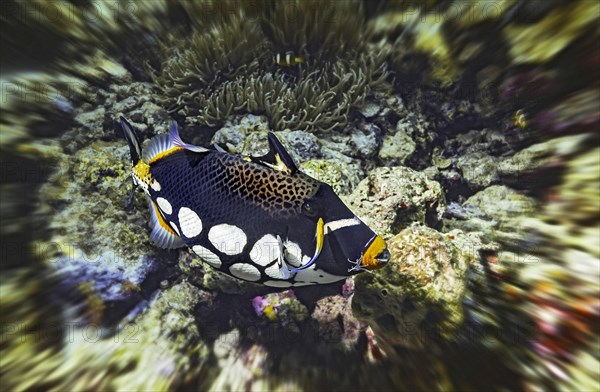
<box><xmin>152</xmin><ymin>1</ymin><xmax>391</xmax><ymax>132</ymax></box>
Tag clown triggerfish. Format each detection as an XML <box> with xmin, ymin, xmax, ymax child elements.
<box><xmin>120</xmin><ymin>117</ymin><xmax>390</xmax><ymax>287</ymax></box>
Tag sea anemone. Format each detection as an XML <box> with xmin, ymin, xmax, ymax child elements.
<box><xmin>152</xmin><ymin>1</ymin><xmax>391</xmax><ymax>132</ymax></box>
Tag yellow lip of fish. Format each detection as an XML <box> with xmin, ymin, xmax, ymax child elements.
<box><xmin>361</xmin><ymin>235</ymin><xmax>390</xmax><ymax>270</ymax></box>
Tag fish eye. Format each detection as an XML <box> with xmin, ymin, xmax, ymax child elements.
<box><xmin>302</xmin><ymin>202</ymin><xmax>316</xmax><ymax>216</ymax></box>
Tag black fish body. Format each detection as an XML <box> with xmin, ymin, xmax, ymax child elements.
<box><xmin>120</xmin><ymin>118</ymin><xmax>390</xmax><ymax>287</ymax></box>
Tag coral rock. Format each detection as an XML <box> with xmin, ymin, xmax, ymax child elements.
<box><xmin>343</xmin><ymin>166</ymin><xmax>446</xmax><ymax>238</ymax></box>
<box><xmin>456</xmin><ymin>151</ymin><xmax>500</xmax><ymax>191</ymax></box>
<box><xmin>352</xmin><ymin>224</ymin><xmax>471</xmax><ymax>350</ymax></box>
<box><xmin>251</xmin><ymin>290</ymin><xmax>308</xmax><ymax>326</ymax></box>
<box><xmin>311</xmin><ymin>294</ymin><xmax>364</xmax><ymax>350</ymax></box>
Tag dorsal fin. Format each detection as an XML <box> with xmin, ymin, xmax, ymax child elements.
<box><xmin>168</xmin><ymin>121</ymin><xmax>210</xmax><ymax>153</ymax></box>
<box><xmin>252</xmin><ymin>132</ymin><xmax>298</xmax><ymax>174</ymax></box>
<box><xmin>213</xmin><ymin>144</ymin><xmax>228</xmax><ymax>153</ymax></box>
<box><xmin>142</xmin><ymin>134</ymin><xmax>175</xmax><ymax>163</ymax></box>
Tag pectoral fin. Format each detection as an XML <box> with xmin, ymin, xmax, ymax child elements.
<box><xmin>276</xmin><ymin>235</ymin><xmax>291</xmax><ymax>280</ymax></box>
<box><xmin>288</xmin><ymin>218</ymin><xmax>324</xmax><ymax>273</ymax></box>
<box><xmin>148</xmin><ymin>197</ymin><xmax>185</xmax><ymax>249</ymax></box>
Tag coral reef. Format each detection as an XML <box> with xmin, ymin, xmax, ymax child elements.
<box><xmin>152</xmin><ymin>1</ymin><xmax>390</xmax><ymax>132</ymax></box>
<box><xmin>344</xmin><ymin>166</ymin><xmax>446</xmax><ymax>238</ymax></box>
<box><xmin>164</xmin><ymin>56</ymin><xmax>388</xmax><ymax>132</ymax></box>
<box><xmin>252</xmin><ymin>290</ymin><xmax>308</xmax><ymax>326</ymax></box>
<box><xmin>154</xmin><ymin>13</ymin><xmax>268</xmax><ymax>98</ymax></box>
<box><xmin>0</xmin><ymin>277</ymin><xmax>212</xmax><ymax>391</ymax></box>
<box><xmin>263</xmin><ymin>0</ymin><xmax>367</xmax><ymax>60</ymax></box>
<box><xmin>444</xmin><ymin>185</ymin><xmax>537</xmax><ymax>246</ymax></box>
<box><xmin>2</xmin><ymin>0</ymin><xmax>599</xmax><ymax>391</ymax></box>
<box><xmin>311</xmin><ymin>294</ymin><xmax>364</xmax><ymax>351</ymax></box>
<box><xmin>299</xmin><ymin>159</ymin><xmax>359</xmax><ymax>195</ymax></box>
<box><xmin>352</xmin><ymin>224</ymin><xmax>472</xmax><ymax>351</ymax></box>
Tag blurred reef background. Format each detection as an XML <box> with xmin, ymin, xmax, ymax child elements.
<box><xmin>1</xmin><ymin>0</ymin><xmax>599</xmax><ymax>390</ymax></box>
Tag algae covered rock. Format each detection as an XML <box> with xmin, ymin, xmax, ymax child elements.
<box><xmin>379</xmin><ymin>115</ymin><xmax>435</xmax><ymax>168</ymax></box>
<box><xmin>278</xmin><ymin>130</ymin><xmax>321</xmax><ymax>161</ymax></box>
<box><xmin>445</xmin><ymin>129</ymin><xmax>511</xmax><ymax>157</ymax></box>
<box><xmin>359</xmin><ymin>100</ymin><xmax>382</xmax><ymax>118</ymax></box>
<box><xmin>311</xmin><ymin>294</ymin><xmax>363</xmax><ymax>351</ymax></box>
<box><xmin>34</xmin><ymin>141</ymin><xmax>171</xmax><ymax>314</ymax></box>
<box><xmin>211</xmin><ymin>114</ymin><xmax>272</xmax><ymax>156</ymax></box>
<box><xmin>299</xmin><ymin>159</ymin><xmax>360</xmax><ymax>195</ymax></box>
<box><xmin>464</xmin><ymin>185</ymin><xmax>536</xmax><ymax>227</ymax></box>
<box><xmin>178</xmin><ymin>249</ymin><xmax>261</xmax><ymax>295</ymax></box>
<box><xmin>252</xmin><ymin>290</ymin><xmax>308</xmax><ymax>328</ymax></box>
<box><xmin>496</xmin><ymin>134</ymin><xmax>592</xmax><ymax>191</ymax></box>
<box><xmin>378</xmin><ymin>126</ymin><xmax>416</xmax><ymax>166</ymax></box>
<box><xmin>445</xmin><ymin>185</ymin><xmax>537</xmax><ymax>246</ymax></box>
<box><xmin>127</xmin><ymin>280</ymin><xmax>212</xmax><ymax>355</ymax></box>
<box><xmin>352</xmin><ymin>224</ymin><xmax>471</xmax><ymax>350</ymax></box>
<box><xmin>456</xmin><ymin>151</ymin><xmax>500</xmax><ymax>191</ymax></box>
<box><xmin>83</xmin><ymin>280</ymin><xmax>211</xmax><ymax>390</ymax></box>
<box><xmin>349</xmin><ymin>123</ymin><xmax>381</xmax><ymax>159</ymax></box>
<box><xmin>543</xmin><ymin>148</ymin><xmax>599</xmax><ymax>224</ymax></box>
<box><xmin>0</xmin><ymin>279</ymin><xmax>212</xmax><ymax>391</ymax></box>
<box><xmin>210</xmin><ymin>341</ymin><xmax>272</xmax><ymax>391</ymax></box>
<box><xmin>344</xmin><ymin>166</ymin><xmax>446</xmax><ymax>238</ymax></box>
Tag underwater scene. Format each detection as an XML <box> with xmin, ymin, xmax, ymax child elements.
<box><xmin>1</xmin><ymin>0</ymin><xmax>599</xmax><ymax>391</ymax></box>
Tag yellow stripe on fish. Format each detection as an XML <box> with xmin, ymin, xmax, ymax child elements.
<box><xmin>149</xmin><ymin>146</ymin><xmax>183</xmax><ymax>164</ymax></box>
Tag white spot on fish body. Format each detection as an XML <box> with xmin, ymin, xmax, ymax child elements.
<box><xmin>169</xmin><ymin>221</ymin><xmax>180</xmax><ymax>236</ymax></box>
<box><xmin>283</xmin><ymin>240</ymin><xmax>303</xmax><ymax>267</ymax></box>
<box><xmin>151</xmin><ymin>180</ymin><xmax>161</xmax><ymax>192</ymax></box>
<box><xmin>229</xmin><ymin>263</ymin><xmax>261</xmax><ymax>281</ymax></box>
<box><xmin>209</xmin><ymin>224</ymin><xmax>247</xmax><ymax>255</ymax></box>
<box><xmin>250</xmin><ymin>234</ymin><xmax>280</xmax><ymax>266</ymax></box>
<box><xmin>156</xmin><ymin>197</ymin><xmax>172</xmax><ymax>215</ymax></box>
<box><xmin>192</xmin><ymin>245</ymin><xmax>222</xmax><ymax>268</ymax></box>
<box><xmin>178</xmin><ymin>207</ymin><xmax>203</xmax><ymax>238</ymax></box>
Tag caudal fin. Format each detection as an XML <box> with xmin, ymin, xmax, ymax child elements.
<box><xmin>119</xmin><ymin>117</ymin><xmax>143</xmax><ymax>164</ymax></box>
